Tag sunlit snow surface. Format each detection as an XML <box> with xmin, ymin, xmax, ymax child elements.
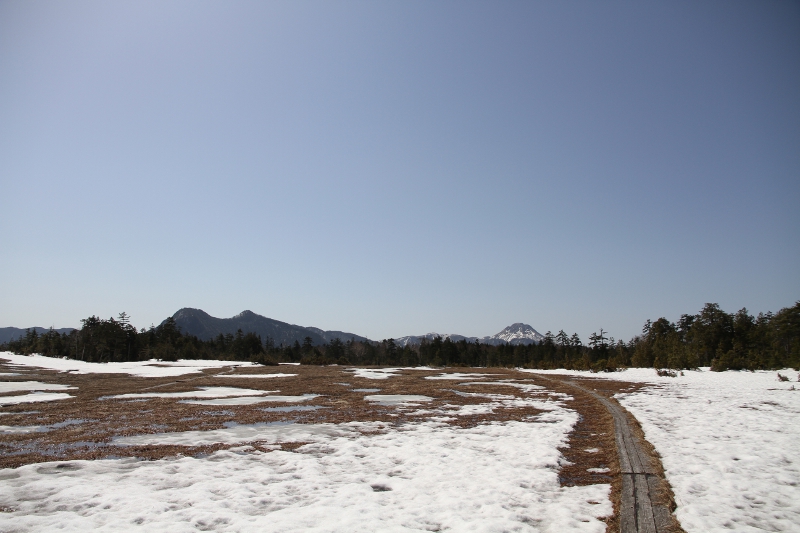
<box><xmin>523</xmin><ymin>368</ymin><xmax>800</xmax><ymax>533</ymax></box>
<box><xmin>0</xmin><ymin>419</ymin><xmax>610</xmax><ymax>532</ymax></box>
<box><xmin>0</xmin><ymin>352</ymin><xmax>255</xmax><ymax>377</ymax></box>
<box><xmin>348</xmin><ymin>367</ymin><xmax>402</xmax><ymax>379</ymax></box>
<box><xmin>0</xmin><ymin>381</ymin><xmax>77</xmax><ymax>406</ymax></box>
<box><xmin>0</xmin><ymin>392</ymin><xmax>74</xmax><ymax>405</ymax></box>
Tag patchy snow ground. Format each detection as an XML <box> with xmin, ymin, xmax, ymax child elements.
<box><xmin>0</xmin><ymin>363</ymin><xmax>614</xmax><ymax>532</ymax></box>
<box><xmin>523</xmin><ymin>367</ymin><xmax>800</xmax><ymax>533</ymax></box>
<box><xmin>0</xmin><ymin>352</ymin><xmax>254</xmax><ymax>377</ymax></box>
<box><xmin>0</xmin><ymin>418</ymin><xmax>610</xmax><ymax>532</ymax></box>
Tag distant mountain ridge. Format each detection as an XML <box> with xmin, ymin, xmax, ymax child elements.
<box><xmin>394</xmin><ymin>323</ymin><xmax>544</xmax><ymax>347</ymax></box>
<box><xmin>0</xmin><ymin>312</ymin><xmax>543</xmax><ymax>349</ymax></box>
<box><xmin>166</xmin><ymin>308</ymin><xmax>370</xmax><ymax>346</ymax></box>
<box><xmin>0</xmin><ymin>327</ymin><xmax>76</xmax><ymax>344</ymax></box>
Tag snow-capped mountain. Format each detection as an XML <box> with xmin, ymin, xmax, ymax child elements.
<box><xmin>394</xmin><ymin>323</ymin><xmax>544</xmax><ymax>347</ymax></box>
<box><xmin>490</xmin><ymin>323</ymin><xmax>545</xmax><ymax>345</ymax></box>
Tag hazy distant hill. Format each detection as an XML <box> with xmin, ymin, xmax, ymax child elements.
<box><xmin>0</xmin><ymin>327</ymin><xmax>76</xmax><ymax>344</ymax></box>
<box><xmin>395</xmin><ymin>323</ymin><xmax>544</xmax><ymax>347</ymax></box>
<box><xmin>166</xmin><ymin>308</ymin><xmax>370</xmax><ymax>346</ymax></box>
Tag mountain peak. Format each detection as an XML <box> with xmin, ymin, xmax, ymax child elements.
<box><xmin>173</xmin><ymin>308</ymin><xmax>211</xmax><ymax>319</ymax></box>
<box><xmin>491</xmin><ymin>323</ymin><xmax>543</xmax><ymax>344</ymax></box>
<box><xmin>394</xmin><ymin>323</ymin><xmax>543</xmax><ymax>347</ymax></box>
<box><xmin>165</xmin><ymin>309</ymin><xmax>369</xmax><ymax>345</ymax></box>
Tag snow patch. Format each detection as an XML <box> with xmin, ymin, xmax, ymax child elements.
<box><xmin>0</xmin><ymin>425</ymin><xmax>44</xmax><ymax>434</ymax></box>
<box><xmin>105</xmin><ymin>387</ymin><xmax>273</xmax><ymax>400</ymax></box>
<box><xmin>180</xmin><ymin>394</ymin><xmax>319</xmax><ymax>406</ymax></box>
<box><xmin>0</xmin><ymin>392</ymin><xmax>74</xmax><ymax>405</ymax></box>
<box><xmin>0</xmin><ymin>352</ymin><xmax>254</xmax><ymax>377</ymax></box>
<box><xmin>350</xmin><ymin>368</ymin><xmax>402</xmax><ymax>380</ymax></box>
<box><xmin>0</xmin><ymin>381</ymin><xmax>75</xmax><ymax>393</ymax></box>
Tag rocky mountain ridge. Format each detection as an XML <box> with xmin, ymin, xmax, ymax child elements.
<box><xmin>166</xmin><ymin>308</ymin><xmax>370</xmax><ymax>346</ymax></box>
<box><xmin>1</xmin><ymin>311</ymin><xmax>543</xmax><ymax>348</ymax></box>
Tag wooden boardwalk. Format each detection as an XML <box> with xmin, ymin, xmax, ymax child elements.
<box><xmin>542</xmin><ymin>376</ymin><xmax>680</xmax><ymax>533</ymax></box>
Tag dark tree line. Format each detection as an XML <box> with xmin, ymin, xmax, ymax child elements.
<box><xmin>628</xmin><ymin>302</ymin><xmax>800</xmax><ymax>371</ymax></box>
<box><xmin>2</xmin><ymin>302</ymin><xmax>798</xmax><ymax>371</ymax></box>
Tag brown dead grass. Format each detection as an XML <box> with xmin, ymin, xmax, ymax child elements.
<box><xmin>0</xmin><ymin>364</ymin><xmax>553</xmax><ymax>467</ymax></box>
<box><xmin>1</xmin><ymin>360</ymin><xmax>639</xmax><ymax>529</ymax></box>
<box><xmin>537</xmin><ymin>373</ymin><xmax>685</xmax><ymax>533</ymax></box>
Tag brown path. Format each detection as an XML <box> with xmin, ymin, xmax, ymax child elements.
<box><xmin>538</xmin><ymin>375</ymin><xmax>682</xmax><ymax>533</ymax></box>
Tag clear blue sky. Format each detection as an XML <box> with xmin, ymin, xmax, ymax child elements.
<box><xmin>1</xmin><ymin>1</ymin><xmax>798</xmax><ymax>342</ymax></box>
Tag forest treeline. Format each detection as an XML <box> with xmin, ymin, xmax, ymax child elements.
<box><xmin>2</xmin><ymin>303</ymin><xmax>798</xmax><ymax>371</ymax></box>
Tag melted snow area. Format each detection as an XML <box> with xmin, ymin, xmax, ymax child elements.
<box><xmin>1</xmin><ymin>419</ymin><xmax>609</xmax><ymax>532</ymax></box>
<box><xmin>525</xmin><ymin>368</ymin><xmax>800</xmax><ymax>533</ymax></box>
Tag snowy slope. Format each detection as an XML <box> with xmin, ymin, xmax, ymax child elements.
<box><xmin>489</xmin><ymin>323</ymin><xmax>545</xmax><ymax>344</ymax></box>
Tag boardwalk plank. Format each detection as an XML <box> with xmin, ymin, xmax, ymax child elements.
<box><xmin>539</xmin><ymin>376</ymin><xmax>683</xmax><ymax>533</ymax></box>
<box><xmin>634</xmin><ymin>473</ymin><xmax>657</xmax><ymax>533</ymax></box>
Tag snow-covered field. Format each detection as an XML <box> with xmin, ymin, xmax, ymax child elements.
<box><xmin>525</xmin><ymin>368</ymin><xmax>800</xmax><ymax>533</ymax></box>
<box><xmin>3</xmin><ymin>352</ymin><xmax>799</xmax><ymax>532</ymax></box>
<box><xmin>0</xmin><ymin>354</ymin><xmax>611</xmax><ymax>532</ymax></box>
